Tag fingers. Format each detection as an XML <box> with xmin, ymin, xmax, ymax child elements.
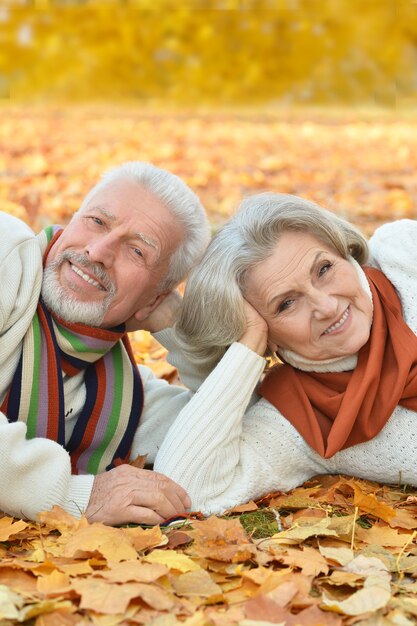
<box><xmin>129</xmin><ymin>470</ymin><xmax>190</xmax><ymax>521</ymax></box>
<box><xmin>130</xmin><ymin>483</ymin><xmax>186</xmax><ymax>521</ymax></box>
<box><xmin>137</xmin><ymin>469</ymin><xmax>191</xmax><ymax>509</ymax></box>
<box><xmin>85</xmin><ymin>466</ymin><xmax>191</xmax><ymax>526</ymax></box>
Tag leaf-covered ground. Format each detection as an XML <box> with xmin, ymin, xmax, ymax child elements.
<box><xmin>1</xmin><ymin>105</ymin><xmax>417</xmax><ymax>625</ymax></box>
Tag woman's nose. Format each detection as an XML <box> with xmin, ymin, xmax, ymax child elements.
<box><xmin>311</xmin><ymin>290</ymin><xmax>338</xmax><ymax>319</ymax></box>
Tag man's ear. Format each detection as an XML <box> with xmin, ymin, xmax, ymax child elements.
<box><xmin>132</xmin><ymin>292</ymin><xmax>169</xmax><ymax>323</ymax></box>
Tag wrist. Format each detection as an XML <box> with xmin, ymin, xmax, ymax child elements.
<box><xmin>239</xmin><ymin>328</ymin><xmax>268</xmax><ymax>356</ymax></box>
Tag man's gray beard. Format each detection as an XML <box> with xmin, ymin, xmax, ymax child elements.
<box><xmin>41</xmin><ymin>253</ymin><xmax>115</xmax><ymax>327</ymax></box>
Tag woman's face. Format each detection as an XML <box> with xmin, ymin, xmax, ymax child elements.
<box><xmin>244</xmin><ymin>231</ymin><xmax>373</xmax><ymax>361</ymax></box>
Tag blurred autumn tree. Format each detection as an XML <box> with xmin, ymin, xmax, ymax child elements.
<box><xmin>0</xmin><ymin>0</ymin><xmax>416</xmax><ymax>106</ymax></box>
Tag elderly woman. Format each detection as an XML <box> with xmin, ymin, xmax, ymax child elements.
<box><xmin>154</xmin><ymin>193</ymin><xmax>417</xmax><ymax>515</ymax></box>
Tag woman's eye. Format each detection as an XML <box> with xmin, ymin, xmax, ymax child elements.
<box><xmin>319</xmin><ymin>262</ymin><xmax>333</xmax><ymax>277</ymax></box>
<box><xmin>278</xmin><ymin>298</ymin><xmax>293</xmax><ymax>313</ymax></box>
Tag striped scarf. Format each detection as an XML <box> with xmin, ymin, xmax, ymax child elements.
<box><xmin>1</xmin><ymin>225</ymin><xmax>144</xmax><ymax>474</ymax></box>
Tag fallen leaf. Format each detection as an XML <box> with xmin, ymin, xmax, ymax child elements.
<box><xmin>60</xmin><ymin>524</ymin><xmax>138</xmax><ymax>562</ymax></box>
<box><xmin>0</xmin><ymin>517</ymin><xmax>28</xmax><ymax>541</ymax></box>
<box><xmin>72</xmin><ymin>578</ymin><xmax>173</xmax><ymax>614</ymax></box>
<box><xmin>187</xmin><ymin>516</ymin><xmax>256</xmax><ymax>562</ymax></box>
<box><xmin>270</xmin><ymin>517</ymin><xmax>338</xmax><ymax>544</ymax></box>
<box><xmin>172</xmin><ymin>569</ymin><xmax>222</xmax><ymax>598</ymax></box>
<box><xmin>122</xmin><ymin>525</ymin><xmax>168</xmax><ymax>551</ymax></box>
<box><xmin>95</xmin><ymin>560</ymin><xmax>168</xmax><ymax>583</ymax></box>
<box><xmin>144</xmin><ymin>549</ymin><xmax>201</xmax><ymax>573</ymax></box>
<box><xmin>321</xmin><ymin>579</ymin><xmax>391</xmax><ymax>616</ymax></box>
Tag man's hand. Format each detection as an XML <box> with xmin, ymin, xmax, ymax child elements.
<box><xmin>85</xmin><ymin>464</ymin><xmax>191</xmax><ymax>526</ymax></box>
<box><xmin>125</xmin><ymin>290</ymin><xmax>182</xmax><ymax>333</ymax></box>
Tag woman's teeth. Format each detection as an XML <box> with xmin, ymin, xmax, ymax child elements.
<box><xmin>70</xmin><ymin>263</ymin><xmax>101</xmax><ymax>288</ymax></box>
<box><xmin>323</xmin><ymin>306</ymin><xmax>349</xmax><ymax>334</ymax></box>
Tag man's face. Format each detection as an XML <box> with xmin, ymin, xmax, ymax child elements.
<box><xmin>42</xmin><ymin>179</ymin><xmax>184</xmax><ymax>328</ymax></box>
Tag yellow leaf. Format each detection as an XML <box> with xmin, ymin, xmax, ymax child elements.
<box><xmin>144</xmin><ymin>549</ymin><xmax>201</xmax><ymax>573</ymax></box>
<box><xmin>37</xmin><ymin>570</ymin><xmax>71</xmax><ymax>596</ymax></box>
<box><xmin>60</xmin><ymin>524</ymin><xmax>138</xmax><ymax>562</ymax></box>
<box><xmin>95</xmin><ymin>559</ymin><xmax>168</xmax><ymax>584</ymax></box>
<box><xmin>350</xmin><ymin>483</ymin><xmax>396</xmax><ymax>522</ymax></box>
<box><xmin>172</xmin><ymin>569</ymin><xmax>222</xmax><ymax>599</ymax></box>
<box><xmin>270</xmin><ymin>517</ymin><xmax>338</xmax><ymax>544</ymax></box>
<box><xmin>37</xmin><ymin>506</ymin><xmax>88</xmax><ymax>532</ymax></box>
<box><xmin>0</xmin><ymin>517</ymin><xmax>28</xmax><ymax>541</ymax></box>
<box><xmin>122</xmin><ymin>524</ymin><xmax>168</xmax><ymax>551</ymax></box>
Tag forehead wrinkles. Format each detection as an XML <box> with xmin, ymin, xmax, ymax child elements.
<box><xmin>253</xmin><ymin>242</ymin><xmax>321</xmax><ymax>298</ymax></box>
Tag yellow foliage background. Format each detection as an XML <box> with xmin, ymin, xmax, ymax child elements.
<box><xmin>1</xmin><ymin>0</ymin><xmax>417</xmax><ymax>105</ymax></box>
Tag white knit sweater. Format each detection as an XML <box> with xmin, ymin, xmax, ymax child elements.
<box><xmin>0</xmin><ymin>212</ymin><xmax>203</xmax><ymax>520</ymax></box>
<box><xmin>154</xmin><ymin>219</ymin><xmax>417</xmax><ymax>515</ymax></box>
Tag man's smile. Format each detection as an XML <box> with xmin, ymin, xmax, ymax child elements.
<box><xmin>69</xmin><ymin>262</ymin><xmax>106</xmax><ymax>291</ymax></box>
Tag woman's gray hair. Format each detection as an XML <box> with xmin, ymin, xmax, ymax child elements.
<box><xmin>176</xmin><ymin>192</ymin><xmax>369</xmax><ymax>370</ymax></box>
<box><xmin>78</xmin><ymin>161</ymin><xmax>210</xmax><ymax>291</ymax></box>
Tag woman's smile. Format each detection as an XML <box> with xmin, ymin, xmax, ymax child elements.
<box><xmin>322</xmin><ymin>305</ymin><xmax>351</xmax><ymax>336</ymax></box>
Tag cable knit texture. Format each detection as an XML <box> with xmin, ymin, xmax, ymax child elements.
<box><xmin>154</xmin><ymin>219</ymin><xmax>417</xmax><ymax>515</ymax></box>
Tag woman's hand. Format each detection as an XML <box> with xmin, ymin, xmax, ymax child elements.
<box><xmin>239</xmin><ymin>299</ymin><xmax>269</xmax><ymax>356</ymax></box>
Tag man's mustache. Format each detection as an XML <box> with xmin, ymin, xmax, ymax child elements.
<box><xmin>52</xmin><ymin>251</ymin><xmax>116</xmax><ymax>296</ymax></box>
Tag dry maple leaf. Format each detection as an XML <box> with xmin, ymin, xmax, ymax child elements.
<box><xmin>186</xmin><ymin>516</ymin><xmax>256</xmax><ymax>563</ymax></box>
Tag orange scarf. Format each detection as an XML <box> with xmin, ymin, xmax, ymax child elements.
<box><xmin>258</xmin><ymin>267</ymin><xmax>417</xmax><ymax>458</ymax></box>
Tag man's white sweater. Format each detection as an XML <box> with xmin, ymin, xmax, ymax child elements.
<box><xmin>0</xmin><ymin>212</ymin><xmax>203</xmax><ymax>519</ymax></box>
<box><xmin>154</xmin><ymin>219</ymin><xmax>417</xmax><ymax>514</ymax></box>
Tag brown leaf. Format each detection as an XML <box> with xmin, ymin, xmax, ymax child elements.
<box><xmin>72</xmin><ymin>578</ymin><xmax>174</xmax><ymax>614</ymax></box>
<box><xmin>128</xmin><ymin>453</ymin><xmax>148</xmax><ymax>469</ymax></box>
<box><xmin>244</xmin><ymin>594</ymin><xmax>290</xmax><ymax>622</ymax></box>
<box><xmin>224</xmin><ymin>501</ymin><xmax>259</xmax><ymax>514</ymax></box>
<box><xmin>187</xmin><ymin>516</ymin><xmax>256</xmax><ymax>562</ymax></box>
<box><xmin>279</xmin><ymin>546</ymin><xmax>329</xmax><ymax>576</ymax></box>
<box><xmin>166</xmin><ymin>530</ymin><xmax>193</xmax><ymax>549</ymax></box>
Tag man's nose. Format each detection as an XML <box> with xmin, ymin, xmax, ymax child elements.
<box><xmin>85</xmin><ymin>235</ymin><xmax>116</xmax><ymax>268</ymax></box>
<box><xmin>310</xmin><ymin>290</ymin><xmax>338</xmax><ymax>320</ymax></box>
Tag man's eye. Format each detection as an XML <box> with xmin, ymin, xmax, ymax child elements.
<box><xmin>87</xmin><ymin>216</ymin><xmax>104</xmax><ymax>226</ymax></box>
<box><xmin>133</xmin><ymin>247</ymin><xmax>143</xmax><ymax>258</ymax></box>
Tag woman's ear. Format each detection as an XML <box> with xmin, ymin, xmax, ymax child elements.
<box><xmin>267</xmin><ymin>340</ymin><xmax>279</xmax><ymax>354</ymax></box>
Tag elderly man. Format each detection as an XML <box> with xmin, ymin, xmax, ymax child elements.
<box><xmin>0</xmin><ymin>161</ymin><xmax>209</xmax><ymax>526</ymax></box>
